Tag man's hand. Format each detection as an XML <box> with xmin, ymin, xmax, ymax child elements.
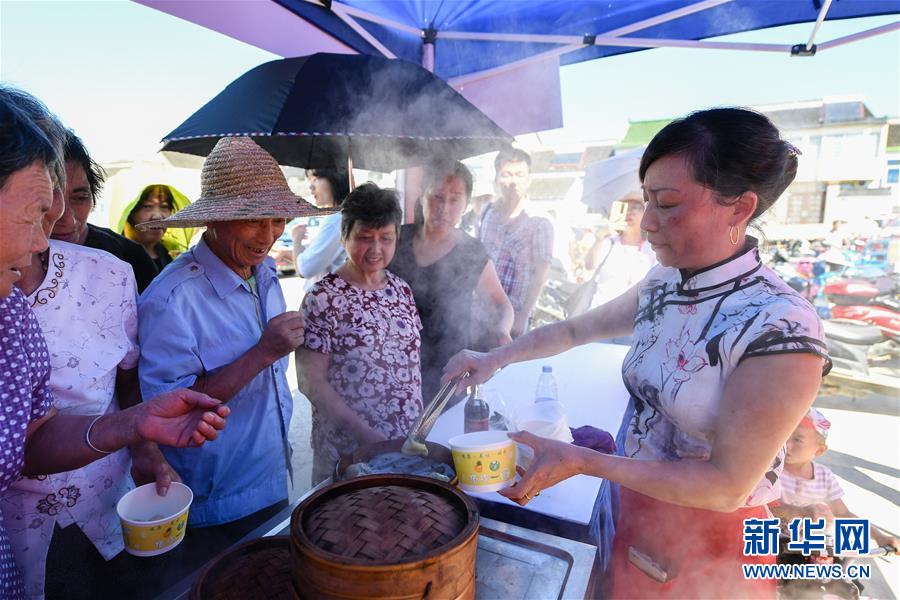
<box><xmin>257</xmin><ymin>311</ymin><xmax>306</xmax><ymax>363</ymax></box>
<box><xmin>135</xmin><ymin>389</ymin><xmax>230</xmax><ymax>448</ymax></box>
<box><xmin>130</xmin><ymin>441</ymin><xmax>181</xmax><ymax>496</ymax></box>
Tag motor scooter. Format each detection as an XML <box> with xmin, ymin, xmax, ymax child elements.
<box><xmin>823</xmin><ymin>320</ymin><xmax>898</xmax><ymax>378</ymax></box>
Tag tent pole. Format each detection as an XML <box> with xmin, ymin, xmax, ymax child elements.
<box><xmin>817</xmin><ymin>21</ymin><xmax>900</xmax><ymax>52</ymax></box>
<box><xmin>439</xmin><ymin>30</ymin><xmax>791</xmax><ymax>52</ymax></box>
<box><xmin>347</xmin><ymin>139</ymin><xmax>355</xmax><ymax>191</ymax></box>
<box><xmin>601</xmin><ymin>0</ymin><xmax>734</xmax><ymax>37</ymax></box>
<box><xmin>329</xmin><ymin>3</ymin><xmax>397</xmax><ymax>58</ymax></box>
<box><xmin>422</xmin><ymin>37</ymin><xmax>436</xmax><ymax>71</ymax></box>
<box><xmin>400</xmin><ymin>31</ymin><xmax>437</xmax><ymax>224</ymax></box>
<box><xmin>326</xmin><ymin>0</ymin><xmax>422</xmax><ymax>35</ymax></box>
<box><xmin>450</xmin><ymin>35</ymin><xmax>790</xmax><ymax>88</ymax></box>
<box><xmin>806</xmin><ymin>0</ymin><xmax>833</xmax><ymax>51</ymax></box>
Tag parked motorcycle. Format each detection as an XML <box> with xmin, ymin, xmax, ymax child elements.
<box><xmin>823</xmin><ymin>276</ymin><xmax>900</xmax><ymax>341</ymax></box>
<box><xmin>823</xmin><ymin>320</ymin><xmax>898</xmax><ymax>378</ymax></box>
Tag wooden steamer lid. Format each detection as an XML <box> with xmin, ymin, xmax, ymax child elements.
<box><xmin>291</xmin><ymin>474</ymin><xmax>479</xmax><ymax>600</ymax></box>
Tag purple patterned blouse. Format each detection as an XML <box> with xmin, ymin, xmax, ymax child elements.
<box><xmin>0</xmin><ymin>288</ymin><xmax>53</xmax><ymax>598</ymax></box>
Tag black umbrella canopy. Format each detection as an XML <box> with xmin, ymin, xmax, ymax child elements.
<box><xmin>162</xmin><ymin>53</ymin><xmax>513</xmax><ymax>172</ymax></box>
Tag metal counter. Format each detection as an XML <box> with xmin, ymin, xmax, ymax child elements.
<box><xmin>159</xmin><ymin>480</ymin><xmax>599</xmax><ymax>599</ymax></box>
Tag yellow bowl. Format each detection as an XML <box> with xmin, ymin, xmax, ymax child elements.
<box><xmin>116</xmin><ymin>482</ymin><xmax>192</xmax><ymax>556</ymax></box>
<box><xmin>448</xmin><ymin>431</ymin><xmax>516</xmax><ymax>493</ymax></box>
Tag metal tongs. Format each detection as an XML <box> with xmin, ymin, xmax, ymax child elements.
<box><xmin>401</xmin><ymin>371</ymin><xmax>469</xmax><ymax>457</ymax></box>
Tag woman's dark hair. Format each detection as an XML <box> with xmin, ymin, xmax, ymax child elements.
<box><xmin>340</xmin><ymin>182</ymin><xmax>403</xmax><ymax>240</ymax></box>
<box><xmin>423</xmin><ymin>160</ymin><xmax>474</xmax><ymax>200</ymax></box>
<box><xmin>128</xmin><ymin>185</ymin><xmax>175</xmax><ymax>225</ymax></box>
<box><xmin>307</xmin><ymin>167</ymin><xmax>350</xmax><ymax>207</ymax></box>
<box><xmin>639</xmin><ymin>107</ymin><xmax>798</xmax><ymax>222</ymax></box>
<box><xmin>0</xmin><ymin>86</ymin><xmax>63</xmax><ymax>191</ymax></box>
<box><xmin>63</xmin><ymin>129</ymin><xmax>106</xmax><ymax>206</ymax></box>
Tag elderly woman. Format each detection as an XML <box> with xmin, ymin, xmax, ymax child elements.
<box><xmin>389</xmin><ymin>161</ymin><xmax>513</xmax><ymax>401</ymax></box>
<box><xmin>443</xmin><ymin>108</ymin><xmax>830</xmax><ymax>598</ymax></box>
<box><xmin>0</xmin><ymin>85</ymin><xmax>228</xmax><ymax>600</ymax></box>
<box><xmin>4</xmin><ymin>146</ymin><xmax>182</xmax><ymax>596</ymax></box>
<box><xmin>297</xmin><ymin>183</ymin><xmax>423</xmax><ymax>484</ymax></box>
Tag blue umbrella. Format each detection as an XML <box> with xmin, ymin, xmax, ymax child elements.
<box><xmin>161</xmin><ymin>53</ymin><xmax>513</xmax><ymax>172</ymax></box>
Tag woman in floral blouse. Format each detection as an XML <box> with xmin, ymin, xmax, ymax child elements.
<box><xmin>444</xmin><ymin>108</ymin><xmax>831</xmax><ymax>598</ymax></box>
<box><xmin>297</xmin><ymin>184</ymin><xmax>423</xmax><ymax>484</ymax></box>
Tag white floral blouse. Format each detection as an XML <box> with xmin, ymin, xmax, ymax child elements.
<box><xmin>301</xmin><ymin>272</ymin><xmax>424</xmax><ymax>483</ymax></box>
<box><xmin>621</xmin><ymin>240</ymin><xmax>830</xmax><ymax>507</ymax></box>
<box><xmin>1</xmin><ymin>240</ymin><xmax>139</xmax><ymax>598</ymax></box>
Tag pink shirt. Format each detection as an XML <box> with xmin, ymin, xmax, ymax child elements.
<box><xmin>779</xmin><ymin>462</ymin><xmax>844</xmax><ymax>507</ymax></box>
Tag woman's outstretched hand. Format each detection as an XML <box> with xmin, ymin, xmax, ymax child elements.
<box><xmin>441</xmin><ymin>349</ymin><xmax>503</xmax><ymax>393</ymax></box>
<box><xmin>498</xmin><ymin>431</ymin><xmax>584</xmax><ymax>505</ymax></box>
<box><xmin>135</xmin><ymin>389</ymin><xmax>230</xmax><ymax>448</ymax></box>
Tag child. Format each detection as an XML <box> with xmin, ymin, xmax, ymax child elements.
<box><xmin>771</xmin><ymin>407</ymin><xmax>899</xmax><ymax>553</ymax></box>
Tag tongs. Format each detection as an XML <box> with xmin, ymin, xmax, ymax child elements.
<box><xmin>401</xmin><ymin>372</ymin><xmax>468</xmax><ymax>457</ymax></box>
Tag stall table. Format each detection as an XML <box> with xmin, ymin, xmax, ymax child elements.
<box><xmin>158</xmin><ymin>481</ymin><xmax>599</xmax><ymax>599</ymax></box>
<box><xmin>427</xmin><ymin>343</ymin><xmax>630</xmax><ymax>541</ymax></box>
<box><xmin>155</xmin><ymin>342</ymin><xmax>628</xmax><ymax>599</ymax></box>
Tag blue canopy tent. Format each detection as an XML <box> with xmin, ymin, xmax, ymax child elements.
<box><xmin>139</xmin><ymin>0</ymin><xmax>900</xmax><ymax>135</ymax></box>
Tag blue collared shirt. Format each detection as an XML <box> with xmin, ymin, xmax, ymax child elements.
<box><xmin>138</xmin><ymin>238</ymin><xmax>293</xmax><ymax>526</ymax></box>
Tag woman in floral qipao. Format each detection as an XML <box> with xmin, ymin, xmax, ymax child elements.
<box><xmin>443</xmin><ymin>108</ymin><xmax>831</xmax><ymax>598</ymax></box>
<box><xmin>297</xmin><ymin>184</ymin><xmax>423</xmax><ymax>484</ymax></box>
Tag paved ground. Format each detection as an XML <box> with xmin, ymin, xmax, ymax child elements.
<box><xmin>281</xmin><ymin>275</ymin><xmax>314</xmax><ymax>497</ymax></box>
<box><xmin>815</xmin><ymin>393</ymin><xmax>900</xmax><ymax>599</ymax></box>
<box><xmin>279</xmin><ymin>274</ymin><xmax>899</xmax><ymax>598</ymax></box>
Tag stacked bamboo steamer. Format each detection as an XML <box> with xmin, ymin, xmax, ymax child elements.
<box><xmin>291</xmin><ymin>475</ymin><xmax>480</xmax><ymax>600</ymax></box>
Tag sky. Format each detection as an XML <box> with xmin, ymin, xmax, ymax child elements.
<box><xmin>1</xmin><ymin>1</ymin><xmax>898</xmax><ymax>162</ymax></box>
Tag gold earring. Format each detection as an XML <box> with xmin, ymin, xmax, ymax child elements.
<box><xmin>729</xmin><ymin>226</ymin><xmax>740</xmax><ymax>246</ymax></box>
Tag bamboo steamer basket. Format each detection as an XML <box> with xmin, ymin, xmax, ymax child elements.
<box><xmin>290</xmin><ymin>474</ymin><xmax>479</xmax><ymax>600</ymax></box>
<box><xmin>190</xmin><ymin>536</ymin><xmax>297</xmax><ymax>600</ymax></box>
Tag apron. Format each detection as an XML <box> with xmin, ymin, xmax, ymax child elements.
<box><xmin>609</xmin><ymin>488</ymin><xmax>777</xmax><ymax>599</ymax></box>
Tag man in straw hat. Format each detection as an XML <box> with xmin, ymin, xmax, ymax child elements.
<box><xmin>137</xmin><ymin>137</ymin><xmax>334</xmax><ymax>532</ymax></box>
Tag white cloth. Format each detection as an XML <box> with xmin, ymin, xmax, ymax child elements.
<box><xmin>589</xmin><ymin>235</ymin><xmax>657</xmax><ymax>307</ymax></box>
<box><xmin>779</xmin><ymin>463</ymin><xmax>844</xmax><ymax>507</ymax></box>
<box><xmin>1</xmin><ymin>240</ymin><xmax>139</xmax><ymax>599</ymax></box>
<box><xmin>298</xmin><ymin>212</ymin><xmax>345</xmax><ymax>292</ymax></box>
<box><xmin>622</xmin><ymin>241</ymin><xmax>830</xmax><ymax>508</ymax></box>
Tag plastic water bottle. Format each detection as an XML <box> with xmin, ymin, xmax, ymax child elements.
<box><xmin>464</xmin><ymin>385</ymin><xmax>490</xmax><ymax>433</ymax></box>
<box><xmin>534</xmin><ymin>366</ymin><xmax>558</xmax><ymax>403</ymax></box>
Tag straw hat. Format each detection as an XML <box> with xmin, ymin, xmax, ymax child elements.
<box><xmin>138</xmin><ymin>137</ymin><xmax>335</xmax><ymax>229</ymax></box>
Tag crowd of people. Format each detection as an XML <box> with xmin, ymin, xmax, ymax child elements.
<box><xmin>1</xmin><ymin>82</ymin><xmax>896</xmax><ymax>600</ymax></box>
<box><xmin>0</xmin><ymin>86</ymin><xmax>229</xmax><ymax>599</ymax></box>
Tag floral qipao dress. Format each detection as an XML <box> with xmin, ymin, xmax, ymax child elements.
<box><xmin>301</xmin><ymin>272</ymin><xmax>424</xmax><ymax>483</ymax></box>
<box><xmin>610</xmin><ymin>240</ymin><xmax>830</xmax><ymax>598</ymax></box>
<box><xmin>1</xmin><ymin>241</ymin><xmax>139</xmax><ymax>598</ymax></box>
